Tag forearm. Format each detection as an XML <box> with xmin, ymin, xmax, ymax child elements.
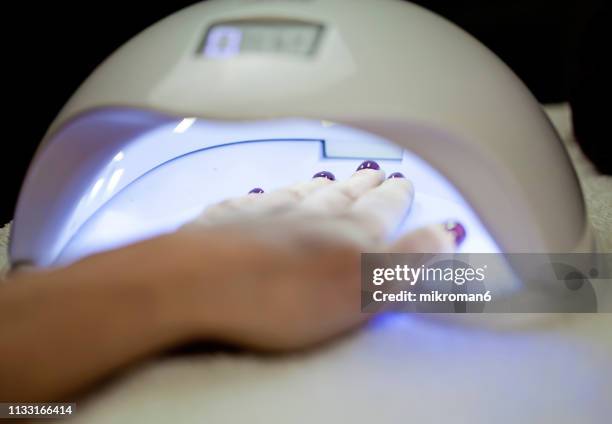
<box><xmin>0</xmin><ymin>234</ymin><xmax>203</xmax><ymax>401</ymax></box>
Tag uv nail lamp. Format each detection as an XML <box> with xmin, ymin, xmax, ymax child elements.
<box><xmin>10</xmin><ymin>0</ymin><xmax>592</xmax><ymax>269</ymax></box>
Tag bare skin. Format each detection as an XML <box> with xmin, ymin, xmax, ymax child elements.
<box><xmin>0</xmin><ymin>167</ymin><xmax>458</xmax><ymax>401</ymax></box>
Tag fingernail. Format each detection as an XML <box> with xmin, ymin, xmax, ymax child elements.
<box><xmin>356</xmin><ymin>160</ymin><xmax>380</xmax><ymax>171</ymax></box>
<box><xmin>248</xmin><ymin>188</ymin><xmax>264</xmax><ymax>194</ymax></box>
<box><xmin>388</xmin><ymin>172</ymin><xmax>405</xmax><ymax>179</ymax></box>
<box><xmin>312</xmin><ymin>171</ymin><xmax>336</xmax><ymax>181</ymax></box>
<box><xmin>443</xmin><ymin>221</ymin><xmax>466</xmax><ymax>246</ymax></box>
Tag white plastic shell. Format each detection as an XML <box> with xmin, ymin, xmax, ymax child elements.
<box><xmin>10</xmin><ymin>0</ymin><xmax>591</xmax><ymax>266</ymax></box>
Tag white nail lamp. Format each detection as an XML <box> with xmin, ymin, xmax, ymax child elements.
<box><xmin>10</xmin><ymin>0</ymin><xmax>593</xmax><ymax>273</ymax></box>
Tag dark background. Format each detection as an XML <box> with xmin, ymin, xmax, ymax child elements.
<box><xmin>0</xmin><ymin>0</ymin><xmax>603</xmax><ymax>224</ymax></box>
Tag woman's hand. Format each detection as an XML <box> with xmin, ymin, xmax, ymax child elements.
<box><xmin>0</xmin><ymin>161</ymin><xmax>465</xmax><ymax>401</ymax></box>
<box><xmin>170</xmin><ymin>161</ymin><xmax>465</xmax><ymax>350</ymax></box>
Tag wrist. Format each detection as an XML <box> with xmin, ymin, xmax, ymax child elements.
<box><xmin>80</xmin><ymin>230</ymin><xmax>257</xmax><ymax>342</ymax></box>
<box><xmin>51</xmin><ymin>234</ymin><xmax>206</xmax><ymax>346</ymax></box>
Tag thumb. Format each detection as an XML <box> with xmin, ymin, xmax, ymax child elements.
<box><xmin>389</xmin><ymin>221</ymin><xmax>465</xmax><ymax>253</ymax></box>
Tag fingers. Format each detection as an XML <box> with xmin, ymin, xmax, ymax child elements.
<box><xmin>389</xmin><ymin>222</ymin><xmax>466</xmax><ymax>253</ymax></box>
<box><xmin>196</xmin><ymin>173</ymin><xmax>334</xmax><ymax>225</ymax></box>
<box><xmin>349</xmin><ymin>174</ymin><xmax>414</xmax><ymax>241</ymax></box>
<box><xmin>193</xmin><ymin>193</ymin><xmax>261</xmax><ymax>225</ymax></box>
<box><xmin>300</xmin><ymin>162</ymin><xmax>386</xmax><ymax>215</ymax></box>
<box><xmin>249</xmin><ymin>174</ymin><xmax>335</xmax><ymax>213</ymax></box>
<box><xmin>192</xmin><ymin>160</ymin><xmax>420</xmax><ymax>239</ymax></box>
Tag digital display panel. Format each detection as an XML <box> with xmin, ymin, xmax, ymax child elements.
<box><xmin>202</xmin><ymin>21</ymin><xmax>323</xmax><ymax>58</ymax></box>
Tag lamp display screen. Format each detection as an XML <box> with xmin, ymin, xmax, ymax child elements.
<box><xmin>201</xmin><ymin>21</ymin><xmax>323</xmax><ymax>58</ymax></box>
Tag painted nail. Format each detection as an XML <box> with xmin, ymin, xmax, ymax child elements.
<box><xmin>388</xmin><ymin>172</ymin><xmax>405</xmax><ymax>179</ymax></box>
<box><xmin>356</xmin><ymin>160</ymin><xmax>380</xmax><ymax>171</ymax></box>
<box><xmin>312</xmin><ymin>171</ymin><xmax>336</xmax><ymax>181</ymax></box>
<box><xmin>248</xmin><ymin>188</ymin><xmax>264</xmax><ymax>194</ymax></box>
<box><xmin>443</xmin><ymin>221</ymin><xmax>466</xmax><ymax>246</ymax></box>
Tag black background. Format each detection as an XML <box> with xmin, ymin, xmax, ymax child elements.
<box><xmin>0</xmin><ymin>0</ymin><xmax>602</xmax><ymax>224</ymax></box>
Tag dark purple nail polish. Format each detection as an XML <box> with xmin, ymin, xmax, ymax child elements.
<box><xmin>249</xmin><ymin>188</ymin><xmax>264</xmax><ymax>194</ymax></box>
<box><xmin>388</xmin><ymin>172</ymin><xmax>405</xmax><ymax>179</ymax></box>
<box><xmin>313</xmin><ymin>171</ymin><xmax>336</xmax><ymax>181</ymax></box>
<box><xmin>356</xmin><ymin>160</ymin><xmax>380</xmax><ymax>171</ymax></box>
<box><xmin>444</xmin><ymin>221</ymin><xmax>466</xmax><ymax>246</ymax></box>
